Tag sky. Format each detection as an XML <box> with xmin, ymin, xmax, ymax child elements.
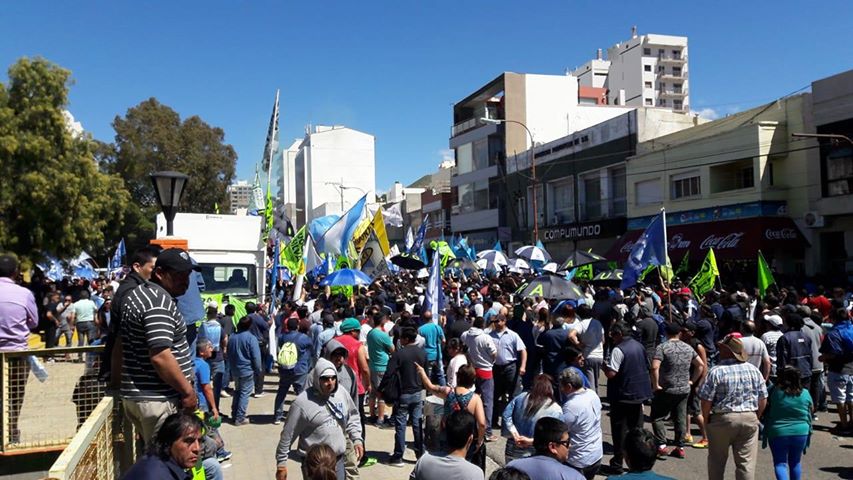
<box><xmin>3</xmin><ymin>1</ymin><xmax>852</xmax><ymax>193</ymax></box>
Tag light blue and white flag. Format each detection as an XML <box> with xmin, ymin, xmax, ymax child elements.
<box><xmin>404</xmin><ymin>226</ymin><xmax>414</xmax><ymax>251</ymax></box>
<box><xmin>620</xmin><ymin>209</ymin><xmax>668</xmax><ymax>290</ymax></box>
<box><xmin>316</xmin><ymin>195</ymin><xmax>368</xmax><ymax>256</ymax></box>
<box><xmin>422</xmin><ymin>249</ymin><xmax>443</xmax><ymax>321</ymax></box>
<box><xmin>109</xmin><ymin>238</ymin><xmax>126</xmax><ymax>270</ymax></box>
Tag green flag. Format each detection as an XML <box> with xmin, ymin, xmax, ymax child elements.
<box><xmin>639</xmin><ymin>264</ymin><xmax>656</xmax><ymax>281</ymax></box>
<box><xmin>676</xmin><ymin>251</ymin><xmax>690</xmax><ymax>276</ymax></box>
<box><xmin>574</xmin><ymin>263</ymin><xmax>594</xmax><ymax>281</ymax></box>
<box><xmin>689</xmin><ymin>248</ymin><xmax>719</xmax><ymax>297</ymax></box>
<box><xmin>281</xmin><ymin>226</ymin><xmax>308</xmax><ymax>274</ymax></box>
<box><xmin>225</xmin><ymin>296</ymin><xmax>250</xmax><ymax>326</ymax></box>
<box><xmin>264</xmin><ymin>188</ymin><xmax>274</xmax><ymax>237</ymax></box>
<box><xmin>659</xmin><ymin>255</ymin><xmax>674</xmax><ymax>283</ymax></box>
<box><xmin>757</xmin><ymin>250</ymin><xmax>776</xmax><ymax>298</ymax></box>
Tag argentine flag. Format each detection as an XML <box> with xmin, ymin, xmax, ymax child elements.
<box><xmin>316</xmin><ymin>195</ymin><xmax>368</xmax><ymax>256</ymax></box>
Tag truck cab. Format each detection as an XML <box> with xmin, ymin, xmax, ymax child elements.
<box><xmin>155</xmin><ymin>213</ymin><xmax>266</xmax><ymax>301</ymax></box>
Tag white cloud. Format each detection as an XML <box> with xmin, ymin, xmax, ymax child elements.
<box><xmin>437</xmin><ymin>148</ymin><xmax>455</xmax><ymax>169</ymax></box>
<box><xmin>63</xmin><ymin>110</ymin><xmax>84</xmax><ymax>138</ymax></box>
<box><xmin>693</xmin><ymin>107</ymin><xmax>720</xmax><ymax>120</ymax></box>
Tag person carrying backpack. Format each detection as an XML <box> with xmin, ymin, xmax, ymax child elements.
<box><xmin>273</xmin><ymin>317</ymin><xmax>314</xmax><ymax>424</ymax></box>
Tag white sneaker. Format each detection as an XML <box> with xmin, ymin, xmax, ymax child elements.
<box><xmin>221</xmin><ymin>391</ymin><xmax>231</xmax><ymax>398</ymax></box>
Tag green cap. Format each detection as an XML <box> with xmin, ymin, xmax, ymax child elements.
<box><xmin>340</xmin><ymin>317</ymin><xmax>361</xmax><ymax>333</ymax></box>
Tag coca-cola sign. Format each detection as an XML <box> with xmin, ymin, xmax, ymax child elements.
<box><xmin>765</xmin><ymin>228</ymin><xmax>797</xmax><ymax>240</ymax></box>
<box><xmin>700</xmin><ymin>232</ymin><xmax>744</xmax><ymax>250</ymax></box>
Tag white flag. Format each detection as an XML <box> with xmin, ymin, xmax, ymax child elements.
<box><xmin>382</xmin><ymin>203</ymin><xmax>404</xmax><ymax>227</ymax></box>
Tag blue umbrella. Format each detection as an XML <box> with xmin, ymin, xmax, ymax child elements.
<box><xmin>319</xmin><ymin>268</ymin><xmax>373</xmax><ymax>287</ymax></box>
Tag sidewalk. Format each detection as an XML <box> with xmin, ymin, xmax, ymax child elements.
<box><xmin>217</xmin><ymin>373</ymin><xmax>499</xmax><ymax>480</ymax></box>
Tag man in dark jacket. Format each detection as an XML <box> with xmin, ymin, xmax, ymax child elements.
<box><xmin>383</xmin><ymin>327</ymin><xmax>427</xmax><ymax>467</ymax></box>
<box><xmin>604</xmin><ymin>321</ymin><xmax>652</xmax><ymax>473</ymax></box>
<box><xmin>777</xmin><ymin>313</ymin><xmax>813</xmax><ymax>386</ymax></box>
<box><xmin>101</xmin><ymin>246</ymin><xmax>160</xmax><ymax>387</ymax></box>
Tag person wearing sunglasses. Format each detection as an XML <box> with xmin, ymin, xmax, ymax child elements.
<box><xmin>506</xmin><ymin>416</ymin><xmax>584</xmax><ymax>480</ymax></box>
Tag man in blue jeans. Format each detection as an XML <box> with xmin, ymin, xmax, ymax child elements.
<box><xmin>226</xmin><ymin>316</ymin><xmax>262</xmax><ymax>426</ymax></box>
<box><xmin>273</xmin><ymin>317</ymin><xmax>313</xmax><ymax>424</ymax></box>
<box><xmin>383</xmin><ymin>327</ymin><xmax>426</xmax><ymax>467</ymax></box>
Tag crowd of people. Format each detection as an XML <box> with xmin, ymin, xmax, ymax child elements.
<box><xmin>1</xmin><ymin>247</ymin><xmax>852</xmax><ymax>480</ymax></box>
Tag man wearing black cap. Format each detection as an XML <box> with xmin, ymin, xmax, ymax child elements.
<box><xmin>120</xmin><ymin>248</ymin><xmax>199</xmax><ymax>446</ymax></box>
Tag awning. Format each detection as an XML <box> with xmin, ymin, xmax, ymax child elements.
<box><xmin>606</xmin><ymin>217</ymin><xmax>809</xmax><ymax>262</ymax></box>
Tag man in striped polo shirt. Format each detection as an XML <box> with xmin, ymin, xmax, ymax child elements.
<box><xmin>120</xmin><ymin>248</ymin><xmax>199</xmax><ymax>446</ymax></box>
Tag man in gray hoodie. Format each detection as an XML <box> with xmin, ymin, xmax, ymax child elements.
<box><xmin>275</xmin><ymin>357</ymin><xmax>363</xmax><ymax>480</ymax></box>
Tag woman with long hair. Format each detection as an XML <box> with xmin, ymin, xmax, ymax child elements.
<box><xmin>303</xmin><ymin>443</ymin><xmax>339</xmax><ymax>480</ymax></box>
<box><xmin>500</xmin><ymin>373</ymin><xmax>563</xmax><ymax>463</ymax></box>
<box><xmin>417</xmin><ymin>362</ymin><xmax>487</xmax><ymax>471</ymax></box>
<box><xmin>762</xmin><ymin>365</ymin><xmax>813</xmax><ymax>480</ymax></box>
<box><xmin>445</xmin><ymin>337</ymin><xmax>468</xmax><ymax>389</ymax></box>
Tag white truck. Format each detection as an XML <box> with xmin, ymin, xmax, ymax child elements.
<box><xmin>155</xmin><ymin>212</ymin><xmax>266</xmax><ymax>301</ymax></box>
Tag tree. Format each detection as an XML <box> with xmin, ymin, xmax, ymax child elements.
<box><xmin>0</xmin><ymin>57</ymin><xmax>130</xmax><ymax>264</ymax></box>
<box><xmin>102</xmin><ymin>98</ymin><xmax>237</xmax><ymax>216</ymax></box>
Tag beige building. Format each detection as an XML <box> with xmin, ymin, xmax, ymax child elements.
<box><xmin>617</xmin><ymin>94</ymin><xmax>813</xmax><ymax>276</ymax></box>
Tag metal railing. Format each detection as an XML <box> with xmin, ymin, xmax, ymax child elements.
<box><xmin>1</xmin><ymin>346</ymin><xmax>107</xmax><ymax>454</ymax></box>
<box><xmin>47</xmin><ymin>396</ymin><xmax>116</xmax><ymax>480</ymax></box>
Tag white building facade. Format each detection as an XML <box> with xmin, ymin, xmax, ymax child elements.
<box><xmin>277</xmin><ymin>125</ymin><xmax>376</xmax><ymax>227</ymax></box>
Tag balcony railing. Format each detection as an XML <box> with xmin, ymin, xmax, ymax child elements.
<box><xmin>451</xmin><ymin>117</ymin><xmax>487</xmax><ymax>137</ymax></box>
<box><xmin>659</xmin><ymin>71</ymin><xmax>686</xmax><ymax>81</ymax></box>
<box><xmin>659</xmin><ymin>89</ymin><xmax>688</xmax><ymax>97</ymax></box>
<box><xmin>658</xmin><ymin>54</ymin><xmax>687</xmax><ymax>64</ymax></box>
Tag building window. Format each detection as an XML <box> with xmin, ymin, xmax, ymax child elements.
<box><xmin>547</xmin><ymin>176</ymin><xmax>574</xmax><ymax>224</ymax></box>
<box><xmin>643</xmin><ymin>48</ymin><xmax>651</xmax><ymax>55</ymax></box>
<box><xmin>515</xmin><ymin>195</ymin><xmax>527</xmax><ymax>230</ymax></box>
<box><xmin>658</xmin><ymin>48</ymin><xmax>664</xmax><ymax>55</ymax></box>
<box><xmin>456</xmin><ymin>142</ymin><xmax>473</xmax><ymax>174</ymax></box>
<box><xmin>673</xmin><ymin>99</ymin><xmax>683</xmax><ymax>110</ymax></box>
<box><xmin>580</xmin><ymin>172</ymin><xmax>602</xmax><ymax>221</ymax></box>
<box><xmin>659</xmin><ymin>99</ymin><xmax>667</xmax><ymax>107</ymax></box>
<box><xmin>672</xmin><ymin>49</ymin><xmax>681</xmax><ymax>59</ymax></box>
<box><xmin>671</xmin><ymin>172</ymin><xmax>701</xmax><ymax>199</ymax></box>
<box><xmin>710</xmin><ymin>159</ymin><xmax>755</xmax><ymax>193</ymax></box>
<box><xmin>674</xmin><ymin>83</ymin><xmax>683</xmax><ymax>93</ymax></box>
<box><xmin>826</xmin><ymin>149</ymin><xmax>853</xmax><ymax>196</ymax></box>
<box><xmin>635</xmin><ymin>178</ymin><xmax>662</xmax><ymax>205</ymax></box>
<box><xmin>673</xmin><ymin>66</ymin><xmax>682</xmax><ymax>77</ymax></box>
<box><xmin>644</xmin><ymin>65</ymin><xmax>652</xmax><ymax>72</ymax></box>
<box><xmin>457</xmin><ymin>179</ymin><xmax>489</xmax><ymax>213</ymax></box>
<box><xmin>644</xmin><ymin>81</ymin><xmax>652</xmax><ymax>88</ymax></box>
<box><xmin>645</xmin><ymin>98</ymin><xmax>653</xmax><ymax>106</ymax></box>
<box><xmin>473</xmin><ymin>138</ymin><xmax>489</xmax><ymax>170</ymax></box>
<box><xmin>609</xmin><ymin>166</ymin><xmax>627</xmax><ymax>216</ymax></box>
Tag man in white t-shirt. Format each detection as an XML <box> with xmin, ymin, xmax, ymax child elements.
<box><xmin>761</xmin><ymin>314</ymin><xmax>785</xmax><ymax>378</ymax></box>
<box><xmin>740</xmin><ymin>321</ymin><xmax>770</xmax><ymax>381</ymax></box>
<box><xmin>569</xmin><ymin>304</ymin><xmax>605</xmax><ymax>392</ymax></box>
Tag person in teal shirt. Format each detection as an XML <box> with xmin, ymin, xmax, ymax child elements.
<box><xmin>762</xmin><ymin>366</ymin><xmax>812</xmax><ymax>480</ymax></box>
<box><xmin>606</xmin><ymin>428</ymin><xmax>675</xmax><ymax>479</ymax></box>
<box><xmin>366</xmin><ymin>312</ymin><xmax>395</xmax><ymax>425</ymax></box>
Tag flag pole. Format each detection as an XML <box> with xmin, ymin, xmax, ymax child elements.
<box><xmin>661</xmin><ymin>208</ymin><xmax>673</xmax><ymax>324</ymax></box>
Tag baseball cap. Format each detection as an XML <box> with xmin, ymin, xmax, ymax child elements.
<box><xmin>340</xmin><ymin>317</ymin><xmax>361</xmax><ymax>333</ymax></box>
<box><xmin>764</xmin><ymin>314</ymin><xmax>783</xmax><ymax>328</ymax></box>
<box><xmin>718</xmin><ymin>334</ymin><xmax>748</xmax><ymax>362</ymax></box>
<box><xmin>679</xmin><ymin>287</ymin><xmax>692</xmax><ymax>296</ymax></box>
<box><xmin>154</xmin><ymin>248</ymin><xmax>201</xmax><ymax>272</ymax></box>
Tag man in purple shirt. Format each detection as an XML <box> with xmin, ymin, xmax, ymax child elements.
<box><xmin>0</xmin><ymin>254</ymin><xmax>39</xmax><ymax>444</ymax></box>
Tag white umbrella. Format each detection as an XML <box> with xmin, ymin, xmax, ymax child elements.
<box><xmin>475</xmin><ymin>250</ymin><xmax>508</xmax><ymax>271</ymax></box>
<box><xmin>542</xmin><ymin>262</ymin><xmax>558</xmax><ymax>273</ymax></box>
<box><xmin>507</xmin><ymin>258</ymin><xmax>531</xmax><ymax>273</ymax></box>
<box><xmin>514</xmin><ymin>245</ymin><xmax>552</xmax><ymax>263</ymax></box>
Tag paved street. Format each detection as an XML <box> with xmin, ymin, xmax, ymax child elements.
<box><xmin>216</xmin><ymin>373</ymin><xmax>853</xmax><ymax>479</ymax></box>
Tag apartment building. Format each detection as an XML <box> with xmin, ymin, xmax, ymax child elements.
<box><xmin>573</xmin><ymin>27</ymin><xmax>689</xmax><ymax>112</ymax></box>
<box><xmin>227</xmin><ymin>180</ymin><xmax>252</xmax><ymax>214</ymax></box>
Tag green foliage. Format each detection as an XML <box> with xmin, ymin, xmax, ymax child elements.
<box><xmin>0</xmin><ymin>57</ymin><xmax>130</xmax><ymax>264</ymax></box>
<box><xmin>102</xmin><ymin>98</ymin><xmax>237</xmax><ymax>215</ymax></box>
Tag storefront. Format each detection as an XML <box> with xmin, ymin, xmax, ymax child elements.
<box><xmin>537</xmin><ymin>218</ymin><xmax>627</xmax><ymax>261</ymax></box>
<box><xmin>607</xmin><ymin>216</ymin><xmax>809</xmax><ymax>276</ymax></box>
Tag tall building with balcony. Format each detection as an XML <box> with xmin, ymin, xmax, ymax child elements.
<box><xmin>449</xmin><ymin>72</ymin><xmax>633</xmax><ymax>250</ymax></box>
<box><xmin>572</xmin><ymin>27</ymin><xmax>689</xmax><ymax>112</ymax></box>
<box><xmin>227</xmin><ymin>180</ymin><xmax>252</xmax><ymax>214</ymax></box>
<box><xmin>278</xmin><ymin>125</ymin><xmax>375</xmax><ymax>227</ymax></box>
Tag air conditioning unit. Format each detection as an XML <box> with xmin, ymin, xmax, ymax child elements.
<box><xmin>803</xmin><ymin>211</ymin><xmax>825</xmax><ymax>228</ymax></box>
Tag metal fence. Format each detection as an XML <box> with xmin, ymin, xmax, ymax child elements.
<box><xmin>47</xmin><ymin>396</ymin><xmax>116</xmax><ymax>480</ymax></box>
<box><xmin>0</xmin><ymin>346</ymin><xmax>107</xmax><ymax>454</ymax></box>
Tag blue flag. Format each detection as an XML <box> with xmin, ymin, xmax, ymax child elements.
<box><xmin>109</xmin><ymin>239</ymin><xmax>126</xmax><ymax>270</ymax></box>
<box><xmin>410</xmin><ymin>215</ymin><xmax>429</xmax><ymax>253</ymax></box>
<box><xmin>620</xmin><ymin>209</ymin><xmax>668</xmax><ymax>290</ymax></box>
<box><xmin>422</xmin><ymin>248</ymin><xmax>443</xmax><ymax>320</ymax></box>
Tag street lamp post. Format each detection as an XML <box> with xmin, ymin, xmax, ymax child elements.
<box><xmin>482</xmin><ymin>117</ymin><xmax>538</xmax><ymax>243</ymax></box>
<box><xmin>791</xmin><ymin>132</ymin><xmax>853</xmax><ymax>146</ymax></box>
<box><xmin>150</xmin><ymin>171</ymin><xmax>189</xmax><ymax>236</ymax></box>
<box><xmin>325</xmin><ymin>179</ymin><xmax>367</xmax><ymax>211</ymax></box>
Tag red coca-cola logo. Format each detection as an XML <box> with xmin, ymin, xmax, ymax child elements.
<box><xmin>700</xmin><ymin>232</ymin><xmax>744</xmax><ymax>249</ymax></box>
<box><xmin>765</xmin><ymin>228</ymin><xmax>796</xmax><ymax>240</ymax></box>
